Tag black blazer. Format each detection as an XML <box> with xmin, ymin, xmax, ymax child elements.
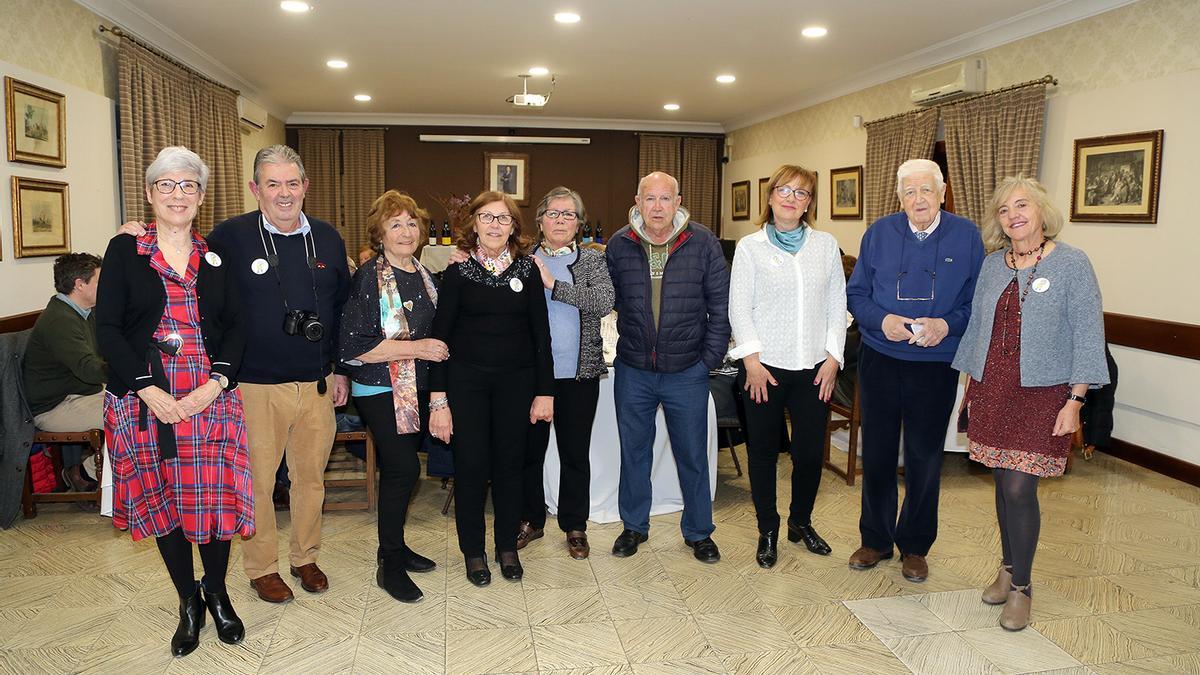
<box><xmin>95</xmin><ymin>233</ymin><xmax>244</xmax><ymax>397</ymax></box>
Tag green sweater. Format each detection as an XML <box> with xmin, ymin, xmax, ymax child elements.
<box><xmin>22</xmin><ymin>296</ymin><xmax>106</xmax><ymax>415</ymax></box>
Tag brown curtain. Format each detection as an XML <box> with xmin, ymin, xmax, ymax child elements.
<box><xmin>942</xmin><ymin>85</ymin><xmax>1046</xmax><ymax>225</ymax></box>
<box><xmin>117</xmin><ymin>38</ymin><xmax>243</xmax><ymax>234</ymax></box>
<box><xmin>680</xmin><ymin>137</ymin><xmax>720</xmax><ymax>234</ymax></box>
<box><xmin>637</xmin><ymin>135</ymin><xmax>681</xmax><ymax>180</ymax></box>
<box><xmin>296</xmin><ymin>128</ymin><xmax>341</xmax><ymax>227</ymax></box>
<box><xmin>340</xmin><ymin>129</ymin><xmax>386</xmax><ymax>256</ymax></box>
<box><xmin>862</xmin><ymin>108</ymin><xmax>939</xmax><ymax>225</ymax></box>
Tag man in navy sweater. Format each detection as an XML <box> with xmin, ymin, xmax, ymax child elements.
<box><xmin>846</xmin><ymin>159</ymin><xmax>984</xmax><ymax>583</ymax></box>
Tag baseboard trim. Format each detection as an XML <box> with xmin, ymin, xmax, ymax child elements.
<box><xmin>1102</xmin><ymin>438</ymin><xmax>1200</xmax><ymax>487</ymax></box>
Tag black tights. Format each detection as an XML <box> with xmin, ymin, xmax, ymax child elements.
<box><xmin>155</xmin><ymin>528</ymin><xmax>231</xmax><ymax>598</ymax></box>
<box><xmin>993</xmin><ymin>468</ymin><xmax>1040</xmax><ymax>594</ymax></box>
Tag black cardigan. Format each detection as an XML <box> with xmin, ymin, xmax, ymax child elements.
<box><xmin>95</xmin><ymin>233</ymin><xmax>244</xmax><ymax>397</ymax></box>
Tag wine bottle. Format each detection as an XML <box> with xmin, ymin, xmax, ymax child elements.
<box><xmin>593</xmin><ymin>220</ymin><xmax>603</xmax><ymax>244</ymax></box>
<box><xmin>428</xmin><ymin>220</ymin><xmax>438</xmax><ymax>246</ymax></box>
<box><xmin>440</xmin><ymin>220</ymin><xmax>451</xmax><ymax>246</ymax></box>
<box><xmin>581</xmin><ymin>221</ymin><xmax>592</xmax><ymax>245</ymax></box>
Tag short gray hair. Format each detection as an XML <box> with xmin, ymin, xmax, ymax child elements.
<box><xmin>895</xmin><ymin>159</ymin><xmax>944</xmax><ymax>198</ymax></box>
<box><xmin>637</xmin><ymin>171</ymin><xmax>680</xmax><ymax>197</ymax></box>
<box><xmin>145</xmin><ymin>146</ymin><xmax>209</xmax><ymax>192</ymax></box>
<box><xmin>253</xmin><ymin>144</ymin><xmax>306</xmax><ymax>184</ymax></box>
<box><xmin>535</xmin><ymin>186</ymin><xmax>588</xmax><ymax>232</ymax></box>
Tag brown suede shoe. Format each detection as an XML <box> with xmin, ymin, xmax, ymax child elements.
<box><xmin>1000</xmin><ymin>584</ymin><xmax>1032</xmax><ymax>631</ymax></box>
<box><xmin>516</xmin><ymin>521</ymin><xmax>545</xmax><ymax>550</ymax></box>
<box><xmin>250</xmin><ymin>573</ymin><xmax>294</xmax><ymax>603</ymax></box>
<box><xmin>566</xmin><ymin>531</ymin><xmax>589</xmax><ymax>560</ymax></box>
<box><xmin>289</xmin><ymin>563</ymin><xmax>329</xmax><ymax>593</ymax></box>
<box><xmin>848</xmin><ymin>546</ymin><xmax>893</xmax><ymax>570</ymax></box>
<box><xmin>900</xmin><ymin>553</ymin><xmax>928</xmax><ymax>582</ymax></box>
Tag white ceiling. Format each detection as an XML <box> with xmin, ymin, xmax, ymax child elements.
<box><xmin>79</xmin><ymin>0</ymin><xmax>1134</xmax><ymax>131</ymax></box>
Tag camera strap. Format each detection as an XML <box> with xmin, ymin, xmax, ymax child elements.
<box><xmin>258</xmin><ymin>217</ymin><xmax>329</xmax><ymax>393</ymax></box>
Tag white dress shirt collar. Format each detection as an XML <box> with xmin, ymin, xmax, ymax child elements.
<box><xmin>262</xmin><ymin>211</ymin><xmax>311</xmax><ymax>236</ymax></box>
<box><xmin>908</xmin><ymin>210</ymin><xmax>942</xmax><ymax>236</ymax></box>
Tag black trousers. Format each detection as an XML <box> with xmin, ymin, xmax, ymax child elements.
<box><xmin>354</xmin><ymin>390</ymin><xmax>430</xmax><ymax>559</ymax></box>
<box><xmin>738</xmin><ymin>363</ymin><xmax>829</xmax><ymax>533</ymax></box>
<box><xmin>448</xmin><ymin>363</ymin><xmax>534</xmax><ymax>558</ymax></box>
<box><xmin>524</xmin><ymin>377</ymin><xmax>600</xmax><ymax>532</ymax></box>
<box><xmin>857</xmin><ymin>343</ymin><xmax>958</xmax><ymax>556</ymax></box>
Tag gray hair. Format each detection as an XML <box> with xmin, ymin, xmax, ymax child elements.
<box><xmin>637</xmin><ymin>171</ymin><xmax>680</xmax><ymax>197</ymax></box>
<box><xmin>145</xmin><ymin>146</ymin><xmax>209</xmax><ymax>192</ymax></box>
<box><xmin>535</xmin><ymin>186</ymin><xmax>588</xmax><ymax>233</ymax></box>
<box><xmin>895</xmin><ymin>159</ymin><xmax>944</xmax><ymax>198</ymax></box>
<box><xmin>253</xmin><ymin>144</ymin><xmax>306</xmax><ymax>185</ymax></box>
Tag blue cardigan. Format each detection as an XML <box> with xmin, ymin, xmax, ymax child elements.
<box><xmin>846</xmin><ymin>211</ymin><xmax>984</xmax><ymax>362</ymax></box>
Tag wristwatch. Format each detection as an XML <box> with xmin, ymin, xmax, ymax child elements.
<box><xmin>1066</xmin><ymin>393</ymin><xmax>1086</xmax><ymax>403</ymax></box>
<box><xmin>211</xmin><ymin>373</ymin><xmax>230</xmax><ymax>389</ymax></box>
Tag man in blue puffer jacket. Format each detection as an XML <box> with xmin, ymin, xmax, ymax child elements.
<box><xmin>606</xmin><ymin>171</ymin><xmax>731</xmax><ymax>564</ymax></box>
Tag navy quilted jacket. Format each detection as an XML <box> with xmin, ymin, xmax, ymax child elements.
<box><xmin>606</xmin><ymin>221</ymin><xmax>731</xmax><ymax>373</ymax></box>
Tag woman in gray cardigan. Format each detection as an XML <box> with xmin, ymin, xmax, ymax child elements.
<box><xmin>952</xmin><ymin>176</ymin><xmax>1109</xmax><ymax>632</ymax></box>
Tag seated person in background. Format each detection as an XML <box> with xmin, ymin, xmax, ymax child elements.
<box><xmin>23</xmin><ymin>252</ymin><xmax>107</xmax><ymax>492</ymax></box>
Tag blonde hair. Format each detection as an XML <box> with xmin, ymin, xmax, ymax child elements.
<box><xmin>981</xmin><ymin>175</ymin><xmax>1063</xmax><ymax>253</ymax></box>
<box><xmin>755</xmin><ymin>164</ymin><xmax>818</xmax><ymax>228</ymax></box>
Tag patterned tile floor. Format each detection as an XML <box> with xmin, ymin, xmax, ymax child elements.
<box><xmin>2</xmin><ymin>445</ymin><xmax>1199</xmax><ymax>674</ymax></box>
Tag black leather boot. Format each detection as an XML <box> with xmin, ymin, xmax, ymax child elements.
<box><xmin>756</xmin><ymin>530</ymin><xmax>779</xmax><ymax>568</ymax></box>
<box><xmin>788</xmin><ymin>520</ymin><xmax>832</xmax><ymax>556</ymax></box>
<box><xmin>171</xmin><ymin>584</ymin><xmax>205</xmax><ymax>657</ymax></box>
<box><xmin>377</xmin><ymin>555</ymin><xmax>424</xmax><ymax>603</ymax></box>
<box><xmin>202</xmin><ymin>582</ymin><xmax>245</xmax><ymax>645</ymax></box>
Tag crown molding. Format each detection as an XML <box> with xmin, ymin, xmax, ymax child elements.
<box><xmin>723</xmin><ymin>0</ymin><xmax>1138</xmax><ymax>132</ymax></box>
<box><xmin>74</xmin><ymin>0</ymin><xmax>290</xmax><ymax>120</ymax></box>
<box><xmin>286</xmin><ymin>112</ymin><xmax>725</xmax><ymax>135</ymax></box>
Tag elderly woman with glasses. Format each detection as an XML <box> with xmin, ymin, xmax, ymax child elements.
<box><xmin>428</xmin><ymin>191</ymin><xmax>554</xmax><ymax>586</ymax></box>
<box><xmin>96</xmin><ymin>146</ymin><xmax>251</xmax><ymax>658</ymax></box>
<box><xmin>728</xmin><ymin>164</ymin><xmax>846</xmax><ymax>568</ymax></box>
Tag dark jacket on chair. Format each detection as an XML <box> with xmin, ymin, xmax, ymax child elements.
<box><xmin>0</xmin><ymin>330</ymin><xmax>36</xmax><ymax>529</ymax></box>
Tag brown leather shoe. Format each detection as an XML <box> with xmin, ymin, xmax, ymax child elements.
<box><xmin>900</xmin><ymin>553</ymin><xmax>929</xmax><ymax>582</ymax></box>
<box><xmin>249</xmin><ymin>573</ymin><xmax>294</xmax><ymax>603</ymax></box>
<box><xmin>566</xmin><ymin>531</ymin><xmax>589</xmax><ymax>560</ymax></box>
<box><xmin>516</xmin><ymin>521</ymin><xmax>544</xmax><ymax>550</ymax></box>
<box><xmin>289</xmin><ymin>563</ymin><xmax>329</xmax><ymax>593</ymax></box>
<box><xmin>848</xmin><ymin>546</ymin><xmax>893</xmax><ymax>570</ymax></box>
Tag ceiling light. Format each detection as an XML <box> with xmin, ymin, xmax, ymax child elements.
<box><xmin>280</xmin><ymin>1</ymin><xmax>311</xmax><ymax>13</ymax></box>
<box><xmin>663</xmin><ymin>103</ymin><xmax>680</xmax><ymax>111</ymax></box>
<box><xmin>554</xmin><ymin>12</ymin><xmax>581</xmax><ymax>23</ymax></box>
<box><xmin>326</xmin><ymin>59</ymin><xmax>347</xmax><ymax>69</ymax></box>
<box><xmin>715</xmin><ymin>74</ymin><xmax>736</xmax><ymax>84</ymax></box>
<box><xmin>801</xmin><ymin>26</ymin><xmax>828</xmax><ymax>38</ymax></box>
<box><xmin>354</xmin><ymin>94</ymin><xmax>372</xmax><ymax>102</ymax></box>
<box><xmin>529</xmin><ymin>66</ymin><xmax>550</xmax><ymax>76</ymax></box>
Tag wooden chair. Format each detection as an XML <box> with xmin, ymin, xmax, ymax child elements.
<box><xmin>21</xmin><ymin>429</ymin><xmax>104</xmax><ymax>518</ymax></box>
<box><xmin>823</xmin><ymin>384</ymin><xmax>862</xmax><ymax>486</ymax></box>
<box><xmin>323</xmin><ymin>430</ymin><xmax>377</xmax><ymax>512</ymax></box>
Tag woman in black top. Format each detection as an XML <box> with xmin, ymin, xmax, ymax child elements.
<box><xmin>338</xmin><ymin>190</ymin><xmax>447</xmax><ymax>603</ymax></box>
<box><xmin>428</xmin><ymin>191</ymin><xmax>554</xmax><ymax>586</ymax></box>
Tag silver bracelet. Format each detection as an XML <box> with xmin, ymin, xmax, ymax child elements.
<box><xmin>429</xmin><ymin>396</ymin><xmax>449</xmax><ymax>411</ymax></box>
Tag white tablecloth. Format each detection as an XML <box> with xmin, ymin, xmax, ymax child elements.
<box><xmin>543</xmin><ymin>370</ymin><xmax>718</xmax><ymax>524</ymax></box>
<box><xmin>419</xmin><ymin>245</ymin><xmax>455</xmax><ymax>273</ymax></box>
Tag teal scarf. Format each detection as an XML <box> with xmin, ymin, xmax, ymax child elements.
<box><xmin>766</xmin><ymin>223</ymin><xmax>808</xmax><ymax>254</ymax></box>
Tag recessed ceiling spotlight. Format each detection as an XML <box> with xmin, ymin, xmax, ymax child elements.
<box><xmin>529</xmin><ymin>66</ymin><xmax>550</xmax><ymax>76</ymax></box>
<box><xmin>554</xmin><ymin>12</ymin><xmax>581</xmax><ymax>23</ymax></box>
<box><xmin>280</xmin><ymin>1</ymin><xmax>311</xmax><ymax>13</ymax></box>
<box><xmin>354</xmin><ymin>94</ymin><xmax>372</xmax><ymax>102</ymax></box>
<box><xmin>326</xmin><ymin>59</ymin><xmax>348</xmax><ymax>69</ymax></box>
<box><xmin>715</xmin><ymin>74</ymin><xmax>736</xmax><ymax>84</ymax></box>
<box><xmin>801</xmin><ymin>26</ymin><xmax>828</xmax><ymax>38</ymax></box>
<box><xmin>663</xmin><ymin>103</ymin><xmax>680</xmax><ymax>111</ymax></box>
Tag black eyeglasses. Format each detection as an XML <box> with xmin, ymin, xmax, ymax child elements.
<box><xmin>477</xmin><ymin>212</ymin><xmax>514</xmax><ymax>225</ymax></box>
<box><xmin>543</xmin><ymin>209</ymin><xmax>578</xmax><ymax>221</ymax></box>
<box><xmin>773</xmin><ymin>185</ymin><xmax>811</xmax><ymax>201</ymax></box>
<box><xmin>152</xmin><ymin>179</ymin><xmax>201</xmax><ymax>195</ymax></box>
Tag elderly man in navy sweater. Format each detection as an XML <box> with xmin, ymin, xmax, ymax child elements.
<box><xmin>846</xmin><ymin>159</ymin><xmax>984</xmax><ymax>582</ymax></box>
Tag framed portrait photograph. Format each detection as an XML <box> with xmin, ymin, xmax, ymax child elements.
<box><xmin>483</xmin><ymin>152</ymin><xmax>531</xmax><ymax>205</ymax></box>
<box><xmin>758</xmin><ymin>177</ymin><xmax>770</xmax><ymax>218</ymax></box>
<box><xmin>5</xmin><ymin>77</ymin><xmax>66</xmax><ymax>168</ymax></box>
<box><xmin>12</xmin><ymin>176</ymin><xmax>71</xmax><ymax>258</ymax></box>
<box><xmin>830</xmin><ymin>165</ymin><xmax>863</xmax><ymax>220</ymax></box>
<box><xmin>731</xmin><ymin>180</ymin><xmax>751</xmax><ymax>221</ymax></box>
<box><xmin>1070</xmin><ymin>130</ymin><xmax>1163</xmax><ymax>223</ymax></box>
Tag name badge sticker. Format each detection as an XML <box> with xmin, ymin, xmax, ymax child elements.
<box><xmin>204</xmin><ymin>251</ymin><xmax>222</xmax><ymax>267</ymax></box>
<box><xmin>509</xmin><ymin>278</ymin><xmax>523</xmax><ymax>293</ymax></box>
<box><xmin>251</xmin><ymin>258</ymin><xmax>270</xmax><ymax>275</ymax></box>
<box><xmin>1032</xmin><ymin>277</ymin><xmax>1051</xmax><ymax>293</ymax></box>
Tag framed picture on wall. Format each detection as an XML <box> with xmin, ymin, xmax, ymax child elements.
<box><xmin>5</xmin><ymin>77</ymin><xmax>66</xmax><ymax>168</ymax></box>
<box><xmin>484</xmin><ymin>152</ymin><xmax>531</xmax><ymax>205</ymax></box>
<box><xmin>758</xmin><ymin>177</ymin><xmax>770</xmax><ymax>218</ymax></box>
<box><xmin>830</xmin><ymin>165</ymin><xmax>863</xmax><ymax>220</ymax></box>
<box><xmin>11</xmin><ymin>176</ymin><xmax>71</xmax><ymax>258</ymax></box>
<box><xmin>1070</xmin><ymin>130</ymin><xmax>1163</xmax><ymax>223</ymax></box>
<box><xmin>731</xmin><ymin>180</ymin><xmax>751</xmax><ymax>221</ymax></box>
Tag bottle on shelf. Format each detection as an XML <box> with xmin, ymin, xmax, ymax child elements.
<box><xmin>581</xmin><ymin>221</ymin><xmax>592</xmax><ymax>245</ymax></box>
<box><xmin>440</xmin><ymin>220</ymin><xmax>451</xmax><ymax>246</ymax></box>
<box><xmin>593</xmin><ymin>220</ymin><xmax>603</xmax><ymax>244</ymax></box>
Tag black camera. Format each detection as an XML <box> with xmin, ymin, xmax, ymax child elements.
<box><xmin>283</xmin><ymin>309</ymin><xmax>324</xmax><ymax>342</ymax></box>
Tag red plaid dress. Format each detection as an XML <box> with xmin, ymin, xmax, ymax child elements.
<box><xmin>104</xmin><ymin>230</ymin><xmax>254</xmax><ymax>543</ymax></box>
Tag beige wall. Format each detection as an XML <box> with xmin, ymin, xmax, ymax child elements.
<box><xmin>721</xmin><ymin>0</ymin><xmax>1200</xmax><ymax>465</ymax></box>
<box><xmin>240</xmin><ymin>114</ymin><xmax>288</xmax><ymax>212</ymax></box>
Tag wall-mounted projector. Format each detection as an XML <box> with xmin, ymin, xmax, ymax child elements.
<box><xmin>507</xmin><ymin>74</ymin><xmax>555</xmax><ymax>109</ymax></box>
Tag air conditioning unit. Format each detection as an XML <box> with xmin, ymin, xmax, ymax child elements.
<box><xmin>909</xmin><ymin>59</ymin><xmax>986</xmax><ymax>106</ymax></box>
<box><xmin>238</xmin><ymin>96</ymin><xmax>268</xmax><ymax>130</ymax></box>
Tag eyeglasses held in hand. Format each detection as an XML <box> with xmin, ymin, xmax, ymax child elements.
<box><xmin>543</xmin><ymin>210</ymin><xmax>578</xmax><ymax>221</ymax></box>
<box><xmin>773</xmin><ymin>185</ymin><xmax>811</xmax><ymax>201</ymax></box>
<box><xmin>153</xmin><ymin>179</ymin><xmax>201</xmax><ymax>195</ymax></box>
<box><xmin>476</xmin><ymin>212</ymin><xmax>514</xmax><ymax>225</ymax></box>
<box><xmin>896</xmin><ymin>270</ymin><xmax>936</xmax><ymax>302</ymax></box>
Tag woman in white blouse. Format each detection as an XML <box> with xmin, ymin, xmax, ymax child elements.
<box><xmin>728</xmin><ymin>164</ymin><xmax>847</xmax><ymax>568</ymax></box>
